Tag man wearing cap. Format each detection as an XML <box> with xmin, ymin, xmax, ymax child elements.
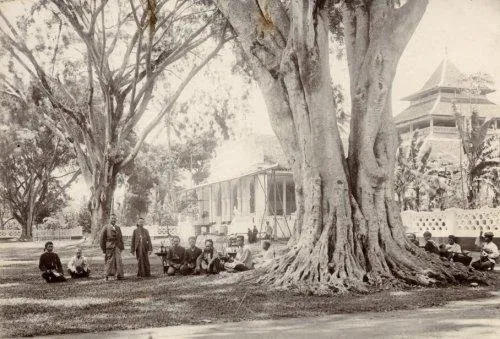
<box><xmin>100</xmin><ymin>213</ymin><xmax>125</xmax><ymax>280</ymax></box>
<box><xmin>472</xmin><ymin>231</ymin><xmax>499</xmax><ymax>271</ymax></box>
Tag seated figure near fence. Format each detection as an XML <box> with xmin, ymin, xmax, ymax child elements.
<box><xmin>472</xmin><ymin>231</ymin><xmax>499</xmax><ymax>271</ymax></box>
<box><xmin>39</xmin><ymin>241</ymin><xmax>66</xmax><ymax>283</ymax></box>
<box><xmin>196</xmin><ymin>239</ymin><xmax>222</xmax><ymax>275</ymax></box>
<box><xmin>67</xmin><ymin>248</ymin><xmax>90</xmax><ymax>278</ymax></box>
<box><xmin>165</xmin><ymin>236</ymin><xmax>186</xmax><ymax>275</ymax></box>
<box><xmin>423</xmin><ymin>231</ymin><xmax>440</xmax><ymax>254</ymax></box>
<box><xmin>224</xmin><ymin>235</ymin><xmax>254</xmax><ymax>272</ymax></box>
<box><xmin>441</xmin><ymin>235</ymin><xmax>472</xmax><ymax>266</ymax></box>
<box><xmin>180</xmin><ymin>236</ymin><xmax>202</xmax><ymax>275</ymax></box>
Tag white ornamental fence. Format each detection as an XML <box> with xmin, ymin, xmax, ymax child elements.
<box><xmin>401</xmin><ymin>207</ymin><xmax>500</xmax><ymax>240</ymax></box>
<box><xmin>120</xmin><ymin>225</ymin><xmax>176</xmax><ymax>238</ymax></box>
<box><xmin>33</xmin><ymin>228</ymin><xmax>83</xmax><ymax>241</ymax></box>
<box><xmin>0</xmin><ymin>229</ymin><xmax>22</xmax><ymax>239</ymax></box>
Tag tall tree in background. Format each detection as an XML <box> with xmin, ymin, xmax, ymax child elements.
<box><xmin>0</xmin><ymin>0</ymin><xmax>231</xmax><ymax>240</ymax></box>
<box><xmin>213</xmin><ymin>0</ymin><xmax>484</xmax><ymax>292</ymax></box>
<box><xmin>0</xmin><ymin>84</ymin><xmax>78</xmax><ymax>240</ymax></box>
<box><xmin>454</xmin><ymin>110</ymin><xmax>499</xmax><ymax>208</ymax></box>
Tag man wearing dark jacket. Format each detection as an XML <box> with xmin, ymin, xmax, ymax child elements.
<box><xmin>39</xmin><ymin>241</ymin><xmax>66</xmax><ymax>283</ymax></box>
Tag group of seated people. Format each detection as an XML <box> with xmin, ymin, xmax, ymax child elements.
<box><xmin>412</xmin><ymin>231</ymin><xmax>499</xmax><ymax>270</ymax></box>
<box><xmin>39</xmin><ymin>241</ymin><xmax>90</xmax><ymax>283</ymax></box>
<box><xmin>161</xmin><ymin>235</ymin><xmax>254</xmax><ymax>275</ymax></box>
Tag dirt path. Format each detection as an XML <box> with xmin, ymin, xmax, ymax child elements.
<box><xmin>44</xmin><ymin>291</ymin><xmax>500</xmax><ymax>339</ymax></box>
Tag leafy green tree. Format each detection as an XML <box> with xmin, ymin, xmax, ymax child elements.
<box><xmin>0</xmin><ymin>85</ymin><xmax>78</xmax><ymax>239</ymax></box>
<box><xmin>0</xmin><ymin>0</ymin><xmax>232</xmax><ymax>241</ymax></box>
<box><xmin>454</xmin><ymin>110</ymin><xmax>499</xmax><ymax>208</ymax></box>
<box><xmin>394</xmin><ymin>131</ymin><xmax>432</xmax><ymax>211</ymax></box>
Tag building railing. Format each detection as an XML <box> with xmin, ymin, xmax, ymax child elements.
<box><xmin>33</xmin><ymin>228</ymin><xmax>83</xmax><ymax>241</ymax></box>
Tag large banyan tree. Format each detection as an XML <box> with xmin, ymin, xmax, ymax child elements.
<box><xmin>213</xmin><ymin>0</ymin><xmax>486</xmax><ymax>292</ymax></box>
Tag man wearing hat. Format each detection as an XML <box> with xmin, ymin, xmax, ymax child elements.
<box><xmin>472</xmin><ymin>231</ymin><xmax>499</xmax><ymax>271</ymax></box>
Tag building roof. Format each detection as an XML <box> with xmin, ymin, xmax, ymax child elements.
<box><xmin>395</xmin><ymin>57</ymin><xmax>499</xmax><ymax>124</ymax></box>
<box><xmin>401</xmin><ymin>58</ymin><xmax>494</xmax><ymax>101</ymax></box>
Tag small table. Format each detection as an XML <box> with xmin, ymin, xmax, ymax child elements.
<box><xmin>155</xmin><ymin>251</ymin><xmax>169</xmax><ymax>273</ymax></box>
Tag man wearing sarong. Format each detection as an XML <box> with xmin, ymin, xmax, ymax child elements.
<box><xmin>131</xmin><ymin>217</ymin><xmax>153</xmax><ymax>277</ymax></box>
<box><xmin>224</xmin><ymin>235</ymin><xmax>253</xmax><ymax>272</ymax></box>
<box><xmin>67</xmin><ymin>248</ymin><xmax>90</xmax><ymax>278</ymax></box>
<box><xmin>196</xmin><ymin>239</ymin><xmax>222</xmax><ymax>274</ymax></box>
<box><xmin>100</xmin><ymin>213</ymin><xmax>125</xmax><ymax>280</ymax></box>
<box><xmin>165</xmin><ymin>235</ymin><xmax>186</xmax><ymax>276</ymax></box>
<box><xmin>39</xmin><ymin>241</ymin><xmax>66</xmax><ymax>283</ymax></box>
<box><xmin>180</xmin><ymin>236</ymin><xmax>202</xmax><ymax>275</ymax></box>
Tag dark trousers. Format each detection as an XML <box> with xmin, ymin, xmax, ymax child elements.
<box><xmin>198</xmin><ymin>257</ymin><xmax>222</xmax><ymax>275</ymax></box>
<box><xmin>68</xmin><ymin>268</ymin><xmax>90</xmax><ymax>279</ymax></box>
<box><xmin>472</xmin><ymin>257</ymin><xmax>495</xmax><ymax>271</ymax></box>
<box><xmin>42</xmin><ymin>270</ymin><xmax>66</xmax><ymax>283</ymax></box>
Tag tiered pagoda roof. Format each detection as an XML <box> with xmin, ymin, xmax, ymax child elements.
<box><xmin>394</xmin><ymin>58</ymin><xmax>500</xmax><ymax>125</ymax></box>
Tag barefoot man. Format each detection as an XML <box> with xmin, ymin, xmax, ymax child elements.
<box><xmin>100</xmin><ymin>213</ymin><xmax>125</xmax><ymax>280</ymax></box>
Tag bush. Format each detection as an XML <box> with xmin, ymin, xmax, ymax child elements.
<box><xmin>77</xmin><ymin>207</ymin><xmax>91</xmax><ymax>233</ymax></box>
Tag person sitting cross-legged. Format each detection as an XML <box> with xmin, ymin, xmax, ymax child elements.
<box><xmin>165</xmin><ymin>236</ymin><xmax>186</xmax><ymax>276</ymax></box>
<box><xmin>196</xmin><ymin>239</ymin><xmax>222</xmax><ymax>275</ymax></box>
<box><xmin>423</xmin><ymin>231</ymin><xmax>440</xmax><ymax>254</ymax></box>
<box><xmin>441</xmin><ymin>235</ymin><xmax>472</xmax><ymax>266</ymax></box>
<box><xmin>67</xmin><ymin>248</ymin><xmax>90</xmax><ymax>279</ymax></box>
<box><xmin>180</xmin><ymin>236</ymin><xmax>202</xmax><ymax>275</ymax></box>
<box><xmin>39</xmin><ymin>241</ymin><xmax>66</xmax><ymax>283</ymax></box>
<box><xmin>472</xmin><ymin>231</ymin><xmax>499</xmax><ymax>271</ymax></box>
<box><xmin>224</xmin><ymin>235</ymin><xmax>254</xmax><ymax>272</ymax></box>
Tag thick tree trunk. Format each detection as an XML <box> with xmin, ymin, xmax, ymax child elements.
<box><xmin>216</xmin><ymin>0</ymin><xmax>487</xmax><ymax>292</ymax></box>
<box><xmin>89</xmin><ymin>164</ymin><xmax>118</xmax><ymax>243</ymax></box>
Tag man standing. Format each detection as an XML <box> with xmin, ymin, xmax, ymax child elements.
<box><xmin>39</xmin><ymin>241</ymin><xmax>66</xmax><ymax>283</ymax></box>
<box><xmin>181</xmin><ymin>236</ymin><xmax>202</xmax><ymax>275</ymax></box>
<box><xmin>131</xmin><ymin>217</ymin><xmax>153</xmax><ymax>277</ymax></box>
<box><xmin>252</xmin><ymin>225</ymin><xmax>259</xmax><ymax>243</ymax></box>
<box><xmin>472</xmin><ymin>231</ymin><xmax>499</xmax><ymax>271</ymax></box>
<box><xmin>165</xmin><ymin>236</ymin><xmax>186</xmax><ymax>276</ymax></box>
<box><xmin>100</xmin><ymin>213</ymin><xmax>125</xmax><ymax>280</ymax></box>
<box><xmin>67</xmin><ymin>248</ymin><xmax>90</xmax><ymax>278</ymax></box>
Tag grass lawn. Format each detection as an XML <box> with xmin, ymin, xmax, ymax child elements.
<box><xmin>0</xmin><ymin>239</ymin><xmax>499</xmax><ymax>337</ymax></box>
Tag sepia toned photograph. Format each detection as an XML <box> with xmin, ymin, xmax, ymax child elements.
<box><xmin>0</xmin><ymin>0</ymin><xmax>499</xmax><ymax>338</ymax></box>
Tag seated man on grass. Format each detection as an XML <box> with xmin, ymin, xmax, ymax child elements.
<box><xmin>423</xmin><ymin>231</ymin><xmax>439</xmax><ymax>254</ymax></box>
<box><xmin>180</xmin><ymin>236</ymin><xmax>202</xmax><ymax>275</ymax></box>
<box><xmin>224</xmin><ymin>235</ymin><xmax>254</xmax><ymax>272</ymax></box>
<box><xmin>472</xmin><ymin>231</ymin><xmax>499</xmax><ymax>271</ymax></box>
<box><xmin>67</xmin><ymin>248</ymin><xmax>90</xmax><ymax>279</ymax></box>
<box><xmin>165</xmin><ymin>236</ymin><xmax>186</xmax><ymax>276</ymax></box>
<box><xmin>196</xmin><ymin>239</ymin><xmax>222</xmax><ymax>275</ymax></box>
<box><xmin>441</xmin><ymin>235</ymin><xmax>472</xmax><ymax>266</ymax></box>
<box><xmin>39</xmin><ymin>241</ymin><xmax>66</xmax><ymax>283</ymax></box>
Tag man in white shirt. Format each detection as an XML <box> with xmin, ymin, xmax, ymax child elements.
<box><xmin>67</xmin><ymin>249</ymin><xmax>90</xmax><ymax>278</ymax></box>
<box><xmin>472</xmin><ymin>232</ymin><xmax>499</xmax><ymax>271</ymax></box>
<box><xmin>224</xmin><ymin>235</ymin><xmax>253</xmax><ymax>272</ymax></box>
<box><xmin>442</xmin><ymin>235</ymin><xmax>472</xmax><ymax>266</ymax></box>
